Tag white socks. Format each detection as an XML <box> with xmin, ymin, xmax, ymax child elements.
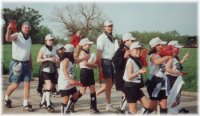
<box><xmin>23</xmin><ymin>100</ymin><xmax>28</xmax><ymax>106</ymax></box>
<box><xmin>5</xmin><ymin>95</ymin><xmax>9</xmax><ymax>101</ymax></box>
<box><xmin>41</xmin><ymin>91</ymin><xmax>46</xmax><ymax>104</ymax></box>
<box><xmin>46</xmin><ymin>91</ymin><xmax>51</xmax><ymax>106</ymax></box>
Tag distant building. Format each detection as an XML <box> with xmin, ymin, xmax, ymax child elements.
<box><xmin>185</xmin><ymin>36</ymin><xmax>197</xmax><ymax>48</ymax></box>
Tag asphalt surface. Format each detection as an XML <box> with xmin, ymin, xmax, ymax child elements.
<box><xmin>2</xmin><ymin>76</ymin><xmax>198</xmax><ymax>115</ymax></box>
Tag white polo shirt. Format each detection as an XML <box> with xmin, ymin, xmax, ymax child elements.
<box><xmin>12</xmin><ymin>32</ymin><xmax>32</xmax><ymax>61</ymax></box>
<box><xmin>97</xmin><ymin>33</ymin><xmax>115</xmax><ymax>60</ymax></box>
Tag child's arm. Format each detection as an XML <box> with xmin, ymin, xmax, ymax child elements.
<box><xmin>127</xmin><ymin>62</ymin><xmax>146</xmax><ymax>80</ymax></box>
<box><xmin>180</xmin><ymin>52</ymin><xmax>189</xmax><ymax>64</ymax></box>
<box><xmin>151</xmin><ymin>55</ymin><xmax>171</xmax><ymax>65</ymax></box>
<box><xmin>75</xmin><ymin>54</ymin><xmax>90</xmax><ymax>63</ymax></box>
<box><xmin>166</xmin><ymin>57</ymin><xmax>182</xmax><ymax>76</ymax></box>
<box><xmin>62</xmin><ymin>58</ymin><xmax>75</xmax><ymax>83</ymax></box>
<box><xmin>84</xmin><ymin>61</ymin><xmax>97</xmax><ymax>68</ymax></box>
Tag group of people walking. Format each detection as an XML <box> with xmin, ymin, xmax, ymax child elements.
<box><xmin>4</xmin><ymin>19</ymin><xmax>190</xmax><ymax>114</ymax></box>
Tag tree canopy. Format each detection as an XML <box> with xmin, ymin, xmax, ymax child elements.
<box><xmin>2</xmin><ymin>6</ymin><xmax>51</xmax><ymax>44</ymax></box>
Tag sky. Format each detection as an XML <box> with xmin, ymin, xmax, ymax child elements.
<box><xmin>2</xmin><ymin>1</ymin><xmax>198</xmax><ymax>38</ymax></box>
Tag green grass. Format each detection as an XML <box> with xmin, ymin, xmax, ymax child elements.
<box><xmin>2</xmin><ymin>44</ymin><xmax>198</xmax><ymax>92</ymax></box>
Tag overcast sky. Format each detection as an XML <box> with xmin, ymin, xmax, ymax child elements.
<box><xmin>2</xmin><ymin>2</ymin><xmax>198</xmax><ymax>37</ymax></box>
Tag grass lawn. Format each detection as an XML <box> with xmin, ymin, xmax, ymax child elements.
<box><xmin>2</xmin><ymin>44</ymin><xmax>198</xmax><ymax>92</ymax></box>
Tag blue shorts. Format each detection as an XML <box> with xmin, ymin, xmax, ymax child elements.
<box><xmin>9</xmin><ymin>60</ymin><xmax>31</xmax><ymax>84</ymax></box>
<box><xmin>101</xmin><ymin>59</ymin><xmax>114</xmax><ymax>79</ymax></box>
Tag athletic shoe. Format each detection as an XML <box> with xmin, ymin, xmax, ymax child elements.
<box><xmin>117</xmin><ymin>108</ymin><xmax>125</xmax><ymax>114</ymax></box>
<box><xmin>90</xmin><ymin>108</ymin><xmax>100</xmax><ymax>114</ymax></box>
<box><xmin>47</xmin><ymin>105</ymin><xmax>55</xmax><ymax>112</ymax></box>
<box><xmin>4</xmin><ymin>100</ymin><xmax>12</xmax><ymax>108</ymax></box>
<box><xmin>179</xmin><ymin>108</ymin><xmax>189</xmax><ymax>113</ymax></box>
<box><xmin>106</xmin><ymin>104</ymin><xmax>116</xmax><ymax>112</ymax></box>
<box><xmin>22</xmin><ymin>104</ymin><xmax>34</xmax><ymax>112</ymax></box>
<box><xmin>52</xmin><ymin>92</ymin><xmax>57</xmax><ymax>97</ymax></box>
<box><xmin>39</xmin><ymin>102</ymin><xmax>47</xmax><ymax>108</ymax></box>
<box><xmin>70</xmin><ymin>106</ymin><xmax>75</xmax><ymax>112</ymax></box>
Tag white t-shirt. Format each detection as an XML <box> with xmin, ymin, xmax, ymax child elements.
<box><xmin>166</xmin><ymin>57</ymin><xmax>180</xmax><ymax>77</ymax></box>
<box><xmin>58</xmin><ymin>60</ymin><xmax>75</xmax><ymax>90</ymax></box>
<box><xmin>79</xmin><ymin>51</ymin><xmax>91</xmax><ymax>69</ymax></box>
<box><xmin>97</xmin><ymin>33</ymin><xmax>115</xmax><ymax>60</ymax></box>
<box><xmin>12</xmin><ymin>32</ymin><xmax>32</xmax><ymax>61</ymax></box>
<box><xmin>149</xmin><ymin>53</ymin><xmax>165</xmax><ymax>78</ymax></box>
<box><xmin>123</xmin><ymin>58</ymin><xmax>141</xmax><ymax>83</ymax></box>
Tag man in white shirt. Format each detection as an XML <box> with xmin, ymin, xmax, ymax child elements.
<box><xmin>4</xmin><ymin>21</ymin><xmax>33</xmax><ymax>112</ymax></box>
<box><xmin>96</xmin><ymin>20</ymin><xmax>116</xmax><ymax>112</ymax></box>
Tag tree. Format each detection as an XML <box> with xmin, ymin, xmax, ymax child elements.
<box><xmin>34</xmin><ymin>25</ymin><xmax>53</xmax><ymax>44</ymax></box>
<box><xmin>51</xmin><ymin>3</ymin><xmax>106</xmax><ymax>41</ymax></box>
<box><xmin>3</xmin><ymin>6</ymin><xmax>43</xmax><ymax>44</ymax></box>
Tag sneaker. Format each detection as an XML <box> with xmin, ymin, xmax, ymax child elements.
<box><xmin>117</xmin><ymin>109</ymin><xmax>125</xmax><ymax>114</ymax></box>
<box><xmin>39</xmin><ymin>102</ymin><xmax>47</xmax><ymax>108</ymax></box>
<box><xmin>52</xmin><ymin>92</ymin><xmax>57</xmax><ymax>97</ymax></box>
<box><xmin>4</xmin><ymin>100</ymin><xmax>12</xmax><ymax>108</ymax></box>
<box><xmin>106</xmin><ymin>104</ymin><xmax>116</xmax><ymax>112</ymax></box>
<box><xmin>47</xmin><ymin>105</ymin><xmax>55</xmax><ymax>112</ymax></box>
<box><xmin>90</xmin><ymin>108</ymin><xmax>100</xmax><ymax>114</ymax></box>
<box><xmin>22</xmin><ymin>104</ymin><xmax>34</xmax><ymax>112</ymax></box>
<box><xmin>70</xmin><ymin>106</ymin><xmax>75</xmax><ymax>112</ymax></box>
<box><xmin>179</xmin><ymin>108</ymin><xmax>189</xmax><ymax>113</ymax></box>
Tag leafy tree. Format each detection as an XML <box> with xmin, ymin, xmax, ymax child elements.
<box><xmin>129</xmin><ymin>30</ymin><xmax>188</xmax><ymax>45</ymax></box>
<box><xmin>34</xmin><ymin>25</ymin><xmax>53</xmax><ymax>44</ymax></box>
<box><xmin>3</xmin><ymin>6</ymin><xmax>43</xmax><ymax>44</ymax></box>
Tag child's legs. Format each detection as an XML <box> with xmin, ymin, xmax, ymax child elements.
<box><xmin>139</xmin><ymin>96</ymin><xmax>150</xmax><ymax>109</ymax></box>
<box><xmin>44</xmin><ymin>80</ymin><xmax>53</xmax><ymax>90</ymax></box>
<box><xmin>62</xmin><ymin>96</ymin><xmax>69</xmax><ymax>104</ymax></box>
<box><xmin>159</xmin><ymin>99</ymin><xmax>167</xmax><ymax>109</ymax></box>
<box><xmin>149</xmin><ymin>100</ymin><xmax>158</xmax><ymax>110</ymax></box>
<box><xmin>128</xmin><ymin>103</ymin><xmax>137</xmax><ymax>114</ymax></box>
<box><xmin>80</xmin><ymin>86</ymin><xmax>87</xmax><ymax>95</ymax></box>
<box><xmin>89</xmin><ymin>85</ymin><xmax>95</xmax><ymax>93</ymax></box>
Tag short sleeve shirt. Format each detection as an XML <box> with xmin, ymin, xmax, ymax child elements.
<box><xmin>97</xmin><ymin>33</ymin><xmax>115</xmax><ymax>60</ymax></box>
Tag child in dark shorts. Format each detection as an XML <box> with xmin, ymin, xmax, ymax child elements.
<box><xmin>123</xmin><ymin>42</ymin><xmax>152</xmax><ymax>114</ymax></box>
<box><xmin>57</xmin><ymin>44</ymin><xmax>81</xmax><ymax>114</ymax></box>
<box><xmin>77</xmin><ymin>38</ymin><xmax>100</xmax><ymax>113</ymax></box>
<box><xmin>147</xmin><ymin>37</ymin><xmax>172</xmax><ymax>114</ymax></box>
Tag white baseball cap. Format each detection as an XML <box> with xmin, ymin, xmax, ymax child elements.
<box><xmin>64</xmin><ymin>44</ymin><xmax>74</xmax><ymax>53</ymax></box>
<box><xmin>130</xmin><ymin>41</ymin><xmax>143</xmax><ymax>50</ymax></box>
<box><xmin>56</xmin><ymin>43</ymin><xmax>64</xmax><ymax>50</ymax></box>
<box><xmin>149</xmin><ymin>37</ymin><xmax>167</xmax><ymax>48</ymax></box>
<box><xmin>79</xmin><ymin>38</ymin><xmax>94</xmax><ymax>46</ymax></box>
<box><xmin>104</xmin><ymin>20</ymin><xmax>113</xmax><ymax>26</ymax></box>
<box><xmin>122</xmin><ymin>33</ymin><xmax>137</xmax><ymax>41</ymax></box>
<box><xmin>168</xmin><ymin>40</ymin><xmax>183</xmax><ymax>48</ymax></box>
<box><xmin>45</xmin><ymin>34</ymin><xmax>54</xmax><ymax>40</ymax></box>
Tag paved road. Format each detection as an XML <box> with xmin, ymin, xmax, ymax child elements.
<box><xmin>2</xmin><ymin>76</ymin><xmax>198</xmax><ymax>115</ymax></box>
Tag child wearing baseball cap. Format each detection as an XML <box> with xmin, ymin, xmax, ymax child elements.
<box><xmin>147</xmin><ymin>37</ymin><xmax>172</xmax><ymax>114</ymax></box>
<box><xmin>123</xmin><ymin>41</ymin><xmax>152</xmax><ymax>114</ymax></box>
<box><xmin>57</xmin><ymin>44</ymin><xmax>81</xmax><ymax>114</ymax></box>
<box><xmin>37</xmin><ymin>34</ymin><xmax>59</xmax><ymax>112</ymax></box>
<box><xmin>77</xmin><ymin>38</ymin><xmax>100</xmax><ymax>113</ymax></box>
<box><xmin>165</xmin><ymin>40</ymin><xmax>189</xmax><ymax>114</ymax></box>
<box><xmin>112</xmin><ymin>33</ymin><xmax>136</xmax><ymax>113</ymax></box>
